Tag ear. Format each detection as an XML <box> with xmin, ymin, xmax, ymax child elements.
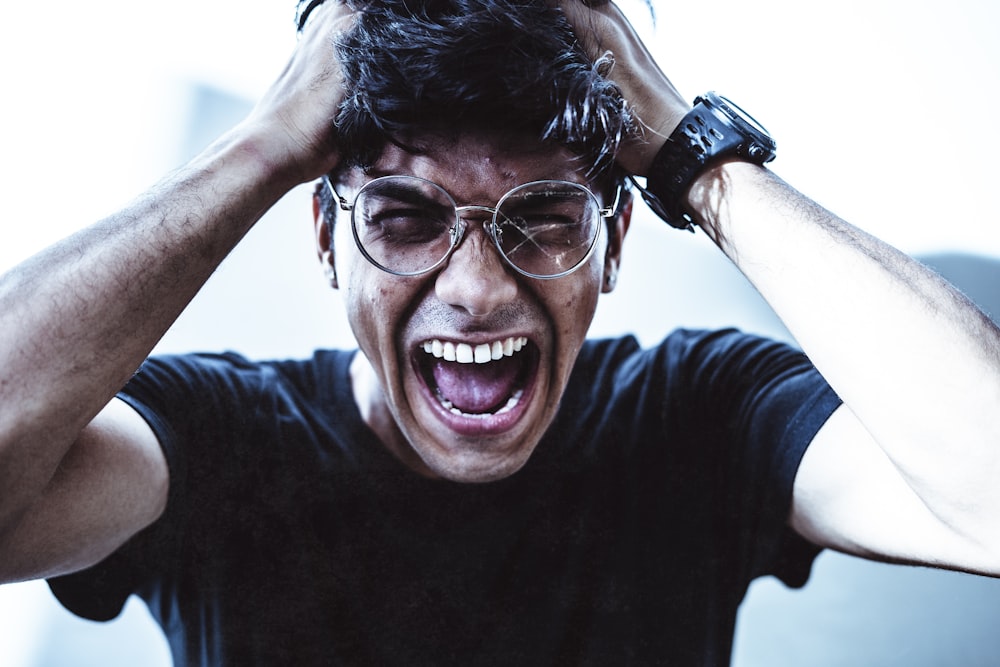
<box><xmin>313</xmin><ymin>184</ymin><xmax>339</xmax><ymax>289</ymax></box>
<box><xmin>601</xmin><ymin>198</ymin><xmax>632</xmax><ymax>294</ymax></box>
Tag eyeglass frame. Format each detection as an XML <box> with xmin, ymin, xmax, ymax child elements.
<box><xmin>322</xmin><ymin>174</ymin><xmax>622</xmax><ymax>280</ymax></box>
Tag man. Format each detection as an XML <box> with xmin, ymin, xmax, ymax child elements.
<box><xmin>0</xmin><ymin>0</ymin><xmax>997</xmax><ymax>665</ymax></box>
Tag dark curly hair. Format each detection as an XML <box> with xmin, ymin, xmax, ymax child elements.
<box><xmin>300</xmin><ymin>0</ymin><xmax>636</xmax><ymax>234</ymax></box>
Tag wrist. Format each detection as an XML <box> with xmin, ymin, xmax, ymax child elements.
<box><xmin>685</xmin><ymin>160</ymin><xmax>760</xmax><ymax>244</ymax></box>
<box><xmin>223</xmin><ymin>119</ymin><xmax>341</xmax><ymax>196</ymax></box>
<box><xmin>635</xmin><ymin>92</ymin><xmax>776</xmax><ymax>231</ymax></box>
<box><xmin>183</xmin><ymin>125</ymin><xmax>318</xmax><ymax>224</ymax></box>
<box><xmin>238</xmin><ymin>121</ymin><xmax>339</xmax><ymax>191</ymax></box>
<box><xmin>628</xmin><ymin>104</ymin><xmax>690</xmax><ymax>176</ymax></box>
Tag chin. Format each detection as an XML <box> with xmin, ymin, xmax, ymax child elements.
<box><xmin>421</xmin><ymin>444</ymin><xmax>536</xmax><ymax>483</ymax></box>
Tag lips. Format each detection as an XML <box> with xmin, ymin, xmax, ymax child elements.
<box><xmin>414</xmin><ymin>335</ymin><xmax>538</xmax><ymax>431</ymax></box>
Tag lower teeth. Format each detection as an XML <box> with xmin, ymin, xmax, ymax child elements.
<box><xmin>437</xmin><ymin>389</ymin><xmax>524</xmax><ymax>418</ymax></box>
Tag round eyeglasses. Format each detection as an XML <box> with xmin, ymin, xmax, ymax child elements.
<box><xmin>324</xmin><ymin>175</ymin><xmax>620</xmax><ymax>279</ymax></box>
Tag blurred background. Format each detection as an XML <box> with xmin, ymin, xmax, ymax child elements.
<box><xmin>1</xmin><ymin>0</ymin><xmax>999</xmax><ymax>664</ymax></box>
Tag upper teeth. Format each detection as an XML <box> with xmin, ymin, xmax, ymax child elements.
<box><xmin>422</xmin><ymin>336</ymin><xmax>528</xmax><ymax>364</ymax></box>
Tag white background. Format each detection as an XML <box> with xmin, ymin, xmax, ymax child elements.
<box><xmin>1</xmin><ymin>1</ymin><xmax>999</xmax><ymax>665</ymax></box>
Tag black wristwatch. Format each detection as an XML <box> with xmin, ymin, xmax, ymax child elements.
<box><xmin>640</xmin><ymin>92</ymin><xmax>776</xmax><ymax>231</ymax></box>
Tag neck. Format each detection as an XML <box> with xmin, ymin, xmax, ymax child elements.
<box><xmin>349</xmin><ymin>352</ymin><xmax>438</xmax><ymax>478</ymax></box>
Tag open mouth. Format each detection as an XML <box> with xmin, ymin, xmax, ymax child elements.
<box><xmin>415</xmin><ymin>335</ymin><xmax>539</xmax><ymax>422</ymax></box>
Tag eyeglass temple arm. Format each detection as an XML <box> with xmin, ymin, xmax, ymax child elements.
<box><xmin>600</xmin><ymin>183</ymin><xmax>624</xmax><ymax>218</ymax></box>
<box><xmin>321</xmin><ymin>175</ymin><xmax>354</xmax><ymax>212</ymax></box>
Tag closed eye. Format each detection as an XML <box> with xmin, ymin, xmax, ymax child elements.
<box><xmin>364</xmin><ymin>207</ymin><xmax>452</xmax><ymax>245</ymax></box>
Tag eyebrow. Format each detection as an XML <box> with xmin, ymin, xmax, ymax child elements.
<box><xmin>366</xmin><ymin>182</ymin><xmax>454</xmax><ymax>212</ymax></box>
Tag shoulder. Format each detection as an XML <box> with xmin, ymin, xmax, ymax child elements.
<box><xmin>566</xmin><ymin>328</ymin><xmax>839</xmax><ymax>448</ymax></box>
<box><xmin>116</xmin><ymin>348</ymin><xmax>360</xmax><ymax>476</ymax></box>
<box><xmin>123</xmin><ymin>348</ymin><xmax>353</xmax><ymax>404</ymax></box>
<box><xmin>574</xmin><ymin>328</ymin><xmax>795</xmax><ymax>385</ymax></box>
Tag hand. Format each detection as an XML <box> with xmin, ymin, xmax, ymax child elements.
<box><xmin>240</xmin><ymin>0</ymin><xmax>358</xmax><ymax>185</ymax></box>
<box><xmin>558</xmin><ymin>0</ymin><xmax>689</xmax><ymax>175</ymax></box>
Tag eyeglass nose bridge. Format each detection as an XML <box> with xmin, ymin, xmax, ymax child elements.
<box><xmin>449</xmin><ymin>204</ymin><xmax>502</xmax><ymax>250</ymax></box>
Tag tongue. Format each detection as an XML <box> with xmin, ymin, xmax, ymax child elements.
<box><xmin>432</xmin><ymin>355</ymin><xmax>522</xmax><ymax>414</ymax></box>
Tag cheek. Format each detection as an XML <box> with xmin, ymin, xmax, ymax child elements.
<box><xmin>573</xmin><ymin>253</ymin><xmax>606</xmax><ymax>312</ymax></box>
<box><xmin>341</xmin><ymin>262</ymin><xmax>426</xmax><ymax>382</ymax></box>
<box><xmin>345</xmin><ymin>272</ymin><xmax>390</xmax><ymax>352</ymax></box>
<box><xmin>550</xmin><ymin>259</ymin><xmax>604</xmax><ymax>349</ymax></box>
<box><xmin>334</xmin><ymin>225</ymin><xmax>388</xmax><ymax>348</ymax></box>
<box><xmin>336</xmin><ymin>270</ymin><xmax>385</xmax><ymax>361</ymax></box>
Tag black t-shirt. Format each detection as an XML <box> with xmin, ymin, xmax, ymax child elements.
<box><xmin>49</xmin><ymin>329</ymin><xmax>841</xmax><ymax>666</ymax></box>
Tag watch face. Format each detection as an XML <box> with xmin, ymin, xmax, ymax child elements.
<box><xmin>717</xmin><ymin>94</ymin><xmax>771</xmax><ymax>136</ymax></box>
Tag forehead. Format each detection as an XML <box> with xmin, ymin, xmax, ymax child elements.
<box><xmin>335</xmin><ymin>132</ymin><xmax>591</xmax><ymax>201</ymax></box>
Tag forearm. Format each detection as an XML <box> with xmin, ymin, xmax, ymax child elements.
<box><xmin>689</xmin><ymin>161</ymin><xmax>1000</xmax><ymax>542</ymax></box>
<box><xmin>0</xmin><ymin>0</ymin><xmax>352</xmax><ymax>537</ymax></box>
<box><xmin>0</xmin><ymin>126</ymin><xmax>296</xmax><ymax>530</ymax></box>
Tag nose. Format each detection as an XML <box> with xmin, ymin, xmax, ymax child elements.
<box><xmin>434</xmin><ymin>210</ymin><xmax>519</xmax><ymax>317</ymax></box>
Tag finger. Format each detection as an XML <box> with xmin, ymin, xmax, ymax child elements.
<box><xmin>556</xmin><ymin>0</ymin><xmax>688</xmax><ymax>174</ymax></box>
<box><xmin>297</xmin><ymin>0</ymin><xmax>354</xmax><ymax>34</ymax></box>
<box><xmin>296</xmin><ymin>0</ymin><xmax>327</xmax><ymax>32</ymax></box>
<box><xmin>298</xmin><ymin>0</ymin><xmax>357</xmax><ymax>40</ymax></box>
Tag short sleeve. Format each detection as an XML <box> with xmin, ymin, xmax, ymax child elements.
<box><xmin>47</xmin><ymin>352</ymin><xmax>277</xmax><ymax>622</ymax></box>
<box><xmin>673</xmin><ymin>329</ymin><xmax>842</xmax><ymax>587</ymax></box>
<box><xmin>562</xmin><ymin>330</ymin><xmax>842</xmax><ymax>592</ymax></box>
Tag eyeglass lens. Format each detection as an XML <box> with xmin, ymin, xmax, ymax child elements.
<box><xmin>351</xmin><ymin>176</ymin><xmax>602</xmax><ymax>277</ymax></box>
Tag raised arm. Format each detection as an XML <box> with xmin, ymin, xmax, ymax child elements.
<box><xmin>0</xmin><ymin>2</ymin><xmax>355</xmax><ymax>583</ymax></box>
<box><xmin>563</xmin><ymin>0</ymin><xmax>1000</xmax><ymax>575</ymax></box>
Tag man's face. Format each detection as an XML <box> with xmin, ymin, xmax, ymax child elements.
<box><xmin>315</xmin><ymin>132</ymin><xmax>628</xmax><ymax>483</ymax></box>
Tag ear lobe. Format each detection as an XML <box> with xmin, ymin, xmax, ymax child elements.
<box><xmin>602</xmin><ymin>265</ymin><xmax>618</xmax><ymax>293</ymax></box>
<box><xmin>601</xmin><ymin>199</ymin><xmax>632</xmax><ymax>294</ymax></box>
<box><xmin>321</xmin><ymin>251</ymin><xmax>339</xmax><ymax>289</ymax></box>
<box><xmin>313</xmin><ymin>186</ymin><xmax>339</xmax><ymax>290</ymax></box>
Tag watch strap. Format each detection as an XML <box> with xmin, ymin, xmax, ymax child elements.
<box><xmin>640</xmin><ymin>92</ymin><xmax>775</xmax><ymax>231</ymax></box>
